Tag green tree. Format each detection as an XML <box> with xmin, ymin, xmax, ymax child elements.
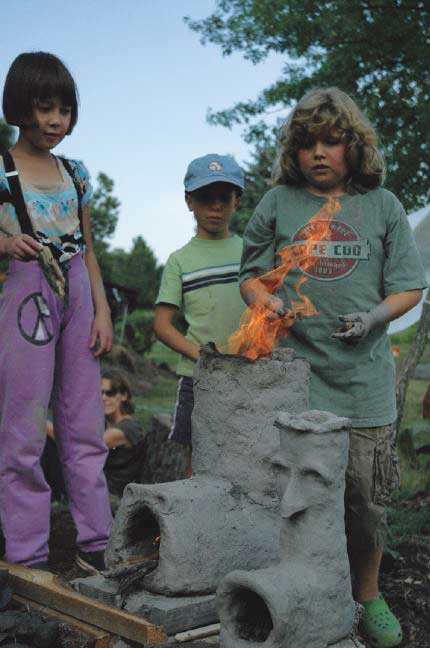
<box><xmin>231</xmin><ymin>129</ymin><xmax>277</xmax><ymax>235</ymax></box>
<box><xmin>90</xmin><ymin>173</ymin><xmax>120</xmax><ymax>243</ymax></box>
<box><xmin>89</xmin><ymin>172</ymin><xmax>120</xmax><ymax>281</ymax></box>
<box><xmin>110</xmin><ymin>236</ymin><xmax>162</xmax><ymax>308</ymax></box>
<box><xmin>186</xmin><ymin>0</ymin><xmax>430</xmax><ymax>211</ymax></box>
<box><xmin>0</xmin><ymin>119</ymin><xmax>15</xmax><ymax>149</ymax></box>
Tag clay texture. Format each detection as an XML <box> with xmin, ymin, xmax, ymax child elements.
<box><xmin>217</xmin><ymin>410</ymin><xmax>355</xmax><ymax>648</ymax></box>
<box><xmin>106</xmin><ymin>347</ymin><xmax>309</xmax><ymax>594</ymax></box>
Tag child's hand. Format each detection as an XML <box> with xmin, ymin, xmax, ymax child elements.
<box><xmin>264</xmin><ymin>294</ymin><xmax>286</xmax><ymax>319</ymax></box>
<box><xmin>90</xmin><ymin>310</ymin><xmax>113</xmax><ymax>357</ymax></box>
<box><xmin>332</xmin><ymin>304</ymin><xmax>391</xmax><ymax>343</ymax></box>
<box><xmin>4</xmin><ymin>234</ymin><xmax>42</xmax><ymax>261</ymax></box>
<box><xmin>241</xmin><ymin>278</ymin><xmax>285</xmax><ymax>319</ymax></box>
<box><xmin>332</xmin><ymin>313</ymin><xmax>370</xmax><ymax>342</ymax></box>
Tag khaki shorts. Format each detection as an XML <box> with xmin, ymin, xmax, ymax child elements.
<box><xmin>345</xmin><ymin>425</ymin><xmax>400</xmax><ymax>551</ymax></box>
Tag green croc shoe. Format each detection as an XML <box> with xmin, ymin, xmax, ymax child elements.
<box><xmin>360</xmin><ymin>595</ymin><xmax>403</xmax><ymax>647</ymax></box>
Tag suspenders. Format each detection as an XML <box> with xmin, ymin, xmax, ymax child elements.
<box><xmin>1</xmin><ymin>150</ymin><xmax>34</xmax><ymax>236</ymax></box>
<box><xmin>0</xmin><ymin>150</ymin><xmax>85</xmax><ymax>243</ymax></box>
<box><xmin>58</xmin><ymin>156</ymin><xmax>84</xmax><ymax>239</ymax></box>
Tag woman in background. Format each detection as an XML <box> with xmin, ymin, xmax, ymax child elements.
<box><xmin>102</xmin><ymin>370</ymin><xmax>146</xmax><ymax>496</ymax></box>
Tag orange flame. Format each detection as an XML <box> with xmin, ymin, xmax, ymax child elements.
<box><xmin>228</xmin><ymin>196</ymin><xmax>341</xmax><ymax>359</ymax></box>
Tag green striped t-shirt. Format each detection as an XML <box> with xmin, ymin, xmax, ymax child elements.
<box><xmin>156</xmin><ymin>235</ymin><xmax>246</xmax><ymax>377</ymax></box>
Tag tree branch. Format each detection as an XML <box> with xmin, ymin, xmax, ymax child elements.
<box><xmin>395</xmin><ymin>294</ymin><xmax>430</xmax><ymax>439</ymax></box>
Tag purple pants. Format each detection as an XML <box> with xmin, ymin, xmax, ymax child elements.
<box><xmin>0</xmin><ymin>253</ymin><xmax>112</xmax><ymax>565</ymax></box>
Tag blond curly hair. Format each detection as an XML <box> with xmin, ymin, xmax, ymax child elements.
<box><xmin>272</xmin><ymin>87</ymin><xmax>385</xmax><ymax>192</ymax></box>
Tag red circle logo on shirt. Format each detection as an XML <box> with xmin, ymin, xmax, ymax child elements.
<box><xmin>292</xmin><ymin>220</ymin><xmax>367</xmax><ymax>281</ymax></box>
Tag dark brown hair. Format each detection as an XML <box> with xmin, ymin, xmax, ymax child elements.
<box><xmin>102</xmin><ymin>370</ymin><xmax>134</xmax><ymax>415</ymax></box>
<box><xmin>2</xmin><ymin>52</ymin><xmax>79</xmax><ymax>134</ymax></box>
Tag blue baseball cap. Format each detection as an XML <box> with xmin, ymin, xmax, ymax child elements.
<box><xmin>184</xmin><ymin>153</ymin><xmax>245</xmax><ymax>192</ymax></box>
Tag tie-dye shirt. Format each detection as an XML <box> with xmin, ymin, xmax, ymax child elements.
<box><xmin>0</xmin><ymin>156</ymin><xmax>93</xmax><ymax>263</ymax></box>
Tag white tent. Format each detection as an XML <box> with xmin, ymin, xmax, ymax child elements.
<box><xmin>414</xmin><ymin>210</ymin><xmax>430</xmax><ymax>280</ymax></box>
<box><xmin>389</xmin><ymin>203</ymin><xmax>429</xmax><ymax>333</ymax></box>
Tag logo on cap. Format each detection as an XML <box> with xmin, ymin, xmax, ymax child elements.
<box><xmin>208</xmin><ymin>161</ymin><xmax>222</xmax><ymax>171</ymax></box>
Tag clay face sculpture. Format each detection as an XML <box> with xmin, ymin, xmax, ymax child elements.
<box><xmin>217</xmin><ymin>410</ymin><xmax>355</xmax><ymax>648</ymax></box>
<box><xmin>106</xmin><ymin>348</ymin><xmax>355</xmax><ymax>647</ymax></box>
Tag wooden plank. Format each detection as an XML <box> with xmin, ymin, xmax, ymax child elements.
<box><xmin>0</xmin><ymin>561</ymin><xmax>167</xmax><ymax>646</ymax></box>
<box><xmin>13</xmin><ymin>594</ymin><xmax>112</xmax><ymax>648</ymax></box>
<box><xmin>175</xmin><ymin>623</ymin><xmax>220</xmax><ymax>642</ymax></box>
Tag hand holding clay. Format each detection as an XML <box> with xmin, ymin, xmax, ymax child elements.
<box><xmin>264</xmin><ymin>294</ymin><xmax>286</xmax><ymax>318</ymax></box>
<box><xmin>333</xmin><ymin>303</ymin><xmax>391</xmax><ymax>343</ymax></box>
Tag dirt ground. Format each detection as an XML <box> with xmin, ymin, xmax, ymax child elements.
<box><xmin>0</xmin><ymin>494</ymin><xmax>428</xmax><ymax>647</ymax></box>
<box><xmin>46</xmin><ymin>495</ymin><xmax>430</xmax><ymax>648</ymax></box>
<box><xmin>378</xmin><ymin>494</ymin><xmax>430</xmax><ymax>648</ymax></box>
<box><xmin>379</xmin><ymin>539</ymin><xmax>430</xmax><ymax>648</ymax></box>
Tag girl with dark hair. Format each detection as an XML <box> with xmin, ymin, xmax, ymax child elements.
<box><xmin>101</xmin><ymin>370</ymin><xmax>145</xmax><ymax>497</ymax></box>
<box><xmin>0</xmin><ymin>52</ymin><xmax>113</xmax><ymax>573</ymax></box>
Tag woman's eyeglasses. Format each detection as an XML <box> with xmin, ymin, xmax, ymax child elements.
<box><xmin>101</xmin><ymin>388</ymin><xmax>117</xmax><ymax>397</ymax></box>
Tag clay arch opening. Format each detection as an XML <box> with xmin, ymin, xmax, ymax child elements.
<box><xmin>125</xmin><ymin>505</ymin><xmax>161</xmax><ymax>563</ymax></box>
<box><xmin>228</xmin><ymin>587</ymin><xmax>273</xmax><ymax>642</ymax></box>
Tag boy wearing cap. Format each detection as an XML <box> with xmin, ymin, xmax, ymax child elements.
<box><xmin>154</xmin><ymin>154</ymin><xmax>246</xmax><ymax>457</ymax></box>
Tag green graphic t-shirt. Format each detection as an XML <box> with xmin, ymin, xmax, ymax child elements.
<box><xmin>156</xmin><ymin>235</ymin><xmax>246</xmax><ymax>377</ymax></box>
<box><xmin>240</xmin><ymin>186</ymin><xmax>428</xmax><ymax>427</ymax></box>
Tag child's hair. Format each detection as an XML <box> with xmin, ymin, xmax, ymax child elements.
<box><xmin>2</xmin><ymin>51</ymin><xmax>79</xmax><ymax>134</ymax></box>
<box><xmin>101</xmin><ymin>369</ymin><xmax>135</xmax><ymax>415</ymax></box>
<box><xmin>272</xmin><ymin>87</ymin><xmax>385</xmax><ymax>193</ymax></box>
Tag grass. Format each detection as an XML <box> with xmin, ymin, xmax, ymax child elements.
<box><xmin>386</xmin><ymin>316</ymin><xmax>430</xmax><ymax>496</ymax></box>
<box><xmin>134</xmin><ymin>372</ymin><xmax>178</xmax><ymax>429</ymax></box>
<box><xmin>400</xmin><ymin>379</ymin><xmax>428</xmax><ymax>429</ymax></box>
<box><xmin>387</xmin><ymin>495</ymin><xmax>430</xmax><ymax>548</ymax></box>
<box><xmin>146</xmin><ymin>340</ymin><xmax>179</xmax><ymax>369</ymax></box>
<box><xmin>396</xmin><ymin>373</ymin><xmax>430</xmax><ymax>495</ymax></box>
<box><xmin>388</xmin><ymin>324</ymin><xmax>430</xmax><ymax>547</ymax></box>
<box><xmin>135</xmin><ymin>341</ymin><xmax>179</xmax><ymax>428</ymax></box>
<box><xmin>394</xmin><ymin>332</ymin><xmax>430</xmax><ymax>495</ymax></box>
<box><xmin>391</xmin><ymin>323</ymin><xmax>430</xmax><ymax>364</ymax></box>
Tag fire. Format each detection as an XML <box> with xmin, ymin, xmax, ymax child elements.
<box><xmin>228</xmin><ymin>196</ymin><xmax>341</xmax><ymax>359</ymax></box>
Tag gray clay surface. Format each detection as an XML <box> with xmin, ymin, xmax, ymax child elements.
<box><xmin>106</xmin><ymin>347</ymin><xmax>310</xmax><ymax>594</ymax></box>
<box><xmin>125</xmin><ymin>590</ymin><xmax>218</xmax><ymax>635</ymax></box>
<box><xmin>217</xmin><ymin>410</ymin><xmax>355</xmax><ymax>648</ymax></box>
